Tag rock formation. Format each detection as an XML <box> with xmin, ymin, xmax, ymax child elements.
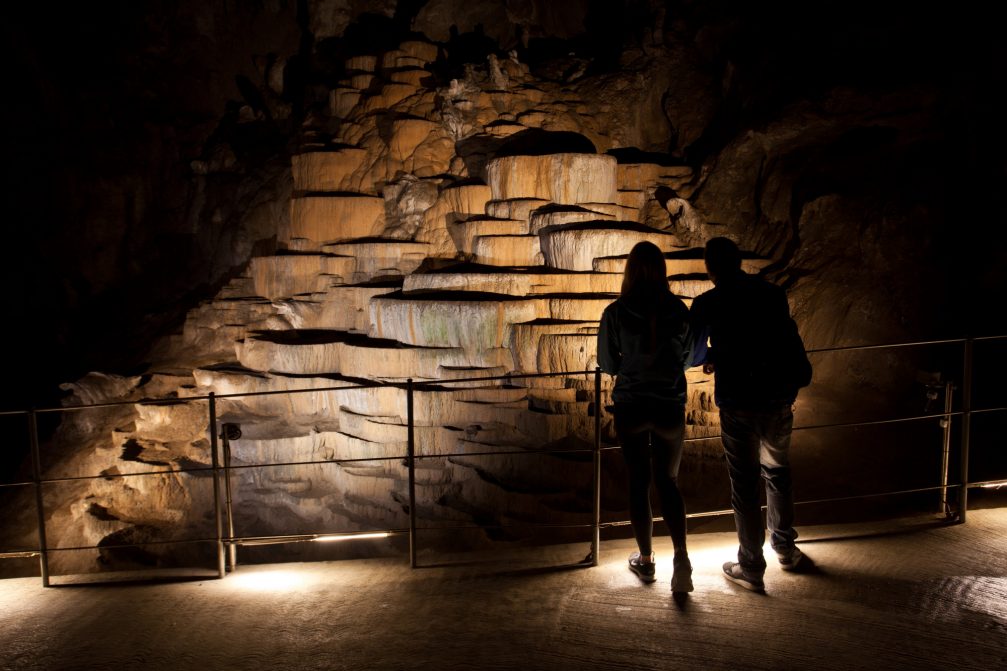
<box><xmin>3</xmin><ymin>1</ymin><xmax>1004</xmax><ymax>574</ymax></box>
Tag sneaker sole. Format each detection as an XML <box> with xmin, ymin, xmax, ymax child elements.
<box><xmin>671</xmin><ymin>578</ymin><xmax>694</xmax><ymax>593</ymax></box>
<box><xmin>778</xmin><ymin>553</ymin><xmax>805</xmax><ymax>572</ymax></box>
<box><xmin>630</xmin><ymin>568</ymin><xmax>657</xmax><ymax>583</ymax></box>
<box><xmin>723</xmin><ymin>572</ymin><xmax>764</xmax><ymax>592</ymax></box>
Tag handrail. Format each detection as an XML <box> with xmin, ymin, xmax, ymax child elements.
<box><xmin>1</xmin><ymin>334</ymin><xmax>1004</xmax><ymax>585</ymax></box>
<box><xmin>5</xmin><ymin>332</ymin><xmax>1005</xmax><ymax>415</ymax></box>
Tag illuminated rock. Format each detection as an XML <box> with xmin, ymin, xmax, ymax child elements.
<box><xmin>529</xmin><ymin>205</ymin><xmax>616</xmax><ymax>234</ymax></box>
<box><xmin>369</xmin><ymin>292</ymin><xmax>542</xmax><ymax>350</ymax></box>
<box><xmin>291</xmin><ymin>149</ymin><xmax>369</xmax><ymax>193</ymax></box>
<box><xmin>546</xmin><ymin>295</ymin><xmax>615</xmax><ymax>322</ymax></box>
<box><xmin>345</xmin><ymin>55</ymin><xmax>377</xmax><ymax>72</ymax></box>
<box><xmin>536</xmin><ymin>334</ymin><xmax>597</xmax><ymax>374</ymax></box>
<box><xmin>593</xmin><ymin>251</ymin><xmax>772</xmax><ymax>275</ymax></box>
<box><xmin>402</xmin><ymin>266</ymin><xmax>621</xmax><ymax>295</ymax></box>
<box><xmin>276</xmin><ymin>281</ymin><xmax>401</xmax><ymax>332</ymax></box>
<box><xmin>330</xmin><ymin>87</ymin><xmax>362</xmax><ymax>118</ymax></box>
<box><xmin>540</xmin><ymin>221</ymin><xmax>684</xmax><ymax>271</ymax></box>
<box><xmin>418</xmin><ymin>183</ymin><xmax>494</xmax><ymax>255</ymax></box>
<box><xmin>509</xmin><ymin>319</ymin><xmax>596</xmax><ymax>374</ymax></box>
<box><xmin>451</xmin><ymin>217</ymin><xmax>527</xmax><ymax>255</ymax></box>
<box><xmin>323</xmin><ymin>239</ymin><xmax>431</xmax><ymax>281</ymax></box>
<box><xmin>361</xmin><ymin>83</ymin><xmax>419</xmax><ymax>112</ymax></box>
<box><xmin>472</xmin><ymin>234</ymin><xmax>542</xmax><ymax>266</ymax></box>
<box><xmin>39</xmin><ymin>27</ymin><xmax>799</xmax><ymax>568</ymax></box>
<box><xmin>486</xmin><ymin>153</ymin><xmax>618</xmax><ymax>204</ymax></box>
<box><xmin>485</xmin><ymin>198</ymin><xmax>550</xmax><ymax>223</ymax></box>
<box><xmin>387</xmin><ymin>118</ymin><xmax>439</xmax><ymax>161</ymax></box>
<box><xmin>249</xmin><ymin>254</ymin><xmax>356</xmax><ymax>299</ymax></box>
<box><xmin>288</xmin><ymin>195</ymin><xmax>386</xmax><ymax>245</ymax></box>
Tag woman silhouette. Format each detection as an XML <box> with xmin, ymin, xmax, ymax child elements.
<box><xmin>597</xmin><ymin>241</ymin><xmax>693</xmax><ymax>592</ymax></box>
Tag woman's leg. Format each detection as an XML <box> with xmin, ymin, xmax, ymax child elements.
<box><xmin>615</xmin><ymin>408</ymin><xmax>654</xmax><ymax>556</ymax></box>
<box><xmin>651</xmin><ymin>406</ymin><xmax>687</xmax><ymax>552</ymax></box>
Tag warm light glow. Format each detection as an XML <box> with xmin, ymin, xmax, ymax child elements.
<box><xmin>980</xmin><ymin>481</ymin><xmax>1006</xmax><ymax>489</ymax></box>
<box><xmin>313</xmin><ymin>532</ymin><xmax>391</xmax><ymax>542</ymax></box>
<box><xmin>228</xmin><ymin>569</ymin><xmax>307</xmax><ymax>591</ymax></box>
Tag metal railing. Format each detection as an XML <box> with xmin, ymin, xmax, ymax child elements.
<box><xmin>1</xmin><ymin>335</ymin><xmax>1004</xmax><ymax>586</ymax></box>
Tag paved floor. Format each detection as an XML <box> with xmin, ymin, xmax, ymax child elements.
<box><xmin>2</xmin><ymin>508</ymin><xmax>1005</xmax><ymax>670</ymax></box>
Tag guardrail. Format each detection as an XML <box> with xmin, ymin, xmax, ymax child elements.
<box><xmin>1</xmin><ymin>335</ymin><xmax>1004</xmax><ymax>586</ymax></box>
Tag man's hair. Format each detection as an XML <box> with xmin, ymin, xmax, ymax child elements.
<box><xmin>704</xmin><ymin>237</ymin><xmax>742</xmax><ymax>278</ymax></box>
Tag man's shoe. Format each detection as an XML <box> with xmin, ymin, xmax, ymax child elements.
<box><xmin>722</xmin><ymin>562</ymin><xmax>765</xmax><ymax>592</ymax></box>
<box><xmin>776</xmin><ymin>546</ymin><xmax>805</xmax><ymax>572</ymax></box>
<box><xmin>629</xmin><ymin>552</ymin><xmax>656</xmax><ymax>583</ymax></box>
<box><xmin>671</xmin><ymin>555</ymin><xmax>693</xmax><ymax>593</ymax></box>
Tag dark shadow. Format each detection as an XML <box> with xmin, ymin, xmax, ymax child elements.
<box><xmin>672</xmin><ymin>592</ymin><xmax>690</xmax><ymax>609</ymax></box>
<box><xmin>788</xmin><ymin>556</ymin><xmax>824</xmax><ymax>576</ymax></box>
<box><xmin>416</xmin><ymin>557</ymin><xmax>593</xmax><ymax>576</ymax></box>
<box><xmin>606</xmin><ymin>147</ymin><xmax>686</xmax><ymax>166</ymax></box>
<box><xmin>455</xmin><ymin>128</ymin><xmax>596</xmax><ymax>179</ymax></box>
<box><xmin>494</xmin><ymin>129</ymin><xmax>597</xmax><ymax>157</ymax></box>
<box><xmin>798</xmin><ymin>517</ymin><xmax>953</xmax><ymax>544</ymax></box>
<box><xmin>50</xmin><ymin>573</ymin><xmax>219</xmax><ymax>588</ymax></box>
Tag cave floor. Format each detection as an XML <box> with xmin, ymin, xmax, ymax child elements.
<box><xmin>2</xmin><ymin>508</ymin><xmax>1005</xmax><ymax>671</ymax></box>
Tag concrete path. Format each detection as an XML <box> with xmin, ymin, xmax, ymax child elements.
<box><xmin>2</xmin><ymin>509</ymin><xmax>1005</xmax><ymax>670</ymax></box>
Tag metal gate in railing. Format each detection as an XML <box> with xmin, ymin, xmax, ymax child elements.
<box><xmin>1</xmin><ymin>335</ymin><xmax>1004</xmax><ymax>586</ymax></box>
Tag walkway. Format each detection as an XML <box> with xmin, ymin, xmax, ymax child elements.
<box><xmin>2</xmin><ymin>508</ymin><xmax>1005</xmax><ymax>670</ymax></box>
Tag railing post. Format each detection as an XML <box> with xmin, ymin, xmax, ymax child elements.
<box><xmin>957</xmin><ymin>338</ymin><xmax>973</xmax><ymax>523</ymax></box>
<box><xmin>592</xmin><ymin>368</ymin><xmax>602</xmax><ymax>567</ymax></box>
<box><xmin>407</xmin><ymin>379</ymin><xmax>417</xmax><ymax>568</ymax></box>
<box><xmin>221</xmin><ymin>424</ymin><xmax>238</xmax><ymax>571</ymax></box>
<box><xmin>28</xmin><ymin>410</ymin><xmax>50</xmax><ymax>587</ymax></box>
<box><xmin>208</xmin><ymin>393</ymin><xmax>226</xmax><ymax>578</ymax></box>
<box><xmin>938</xmin><ymin>381</ymin><xmax>954</xmax><ymax>518</ymax></box>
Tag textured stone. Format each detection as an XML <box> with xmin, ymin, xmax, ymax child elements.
<box><xmin>451</xmin><ymin>217</ymin><xmax>527</xmax><ymax>255</ymax></box>
<box><xmin>249</xmin><ymin>254</ymin><xmax>356</xmax><ymax>299</ymax></box>
<box><xmin>292</xmin><ymin>149</ymin><xmax>369</xmax><ymax>193</ymax></box>
<box><xmin>509</xmin><ymin>320</ymin><xmax>594</xmax><ymax>373</ymax></box>
<box><xmin>288</xmin><ymin>195</ymin><xmax>386</xmax><ymax>244</ymax></box>
<box><xmin>370</xmin><ymin>293</ymin><xmax>542</xmax><ymax>350</ymax></box>
<box><xmin>403</xmin><ymin>267</ymin><xmax>621</xmax><ymax>296</ymax></box>
<box><xmin>540</xmin><ymin>221</ymin><xmax>684</xmax><ymax>271</ymax></box>
<box><xmin>471</xmin><ymin>235</ymin><xmax>542</xmax><ymax>266</ymax></box>
<box><xmin>361</xmin><ymin>83</ymin><xmax>418</xmax><ymax>112</ymax></box>
<box><xmin>486</xmin><ymin>154</ymin><xmax>618</xmax><ymax>205</ymax></box>
<box><xmin>329</xmin><ymin>87</ymin><xmax>362</xmax><ymax>118</ymax></box>
<box><xmin>529</xmin><ymin>205</ymin><xmax>615</xmax><ymax>234</ymax></box>
<box><xmin>323</xmin><ymin>239</ymin><xmax>431</xmax><ymax>281</ymax></box>
<box><xmin>276</xmin><ymin>282</ymin><xmax>401</xmax><ymax>332</ymax></box>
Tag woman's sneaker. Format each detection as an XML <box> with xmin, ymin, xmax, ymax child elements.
<box><xmin>722</xmin><ymin>562</ymin><xmax>765</xmax><ymax>592</ymax></box>
<box><xmin>671</xmin><ymin>555</ymin><xmax>693</xmax><ymax>593</ymax></box>
<box><xmin>628</xmin><ymin>552</ymin><xmax>656</xmax><ymax>583</ymax></box>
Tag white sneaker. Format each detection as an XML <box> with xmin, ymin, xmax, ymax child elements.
<box><xmin>777</xmin><ymin>546</ymin><xmax>805</xmax><ymax>571</ymax></box>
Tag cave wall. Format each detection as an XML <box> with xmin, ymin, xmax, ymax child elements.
<box><xmin>2</xmin><ymin>0</ymin><xmax>1006</xmax><ymax>572</ymax></box>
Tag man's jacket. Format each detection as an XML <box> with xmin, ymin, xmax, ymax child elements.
<box><xmin>690</xmin><ymin>271</ymin><xmax>810</xmax><ymax>410</ymax></box>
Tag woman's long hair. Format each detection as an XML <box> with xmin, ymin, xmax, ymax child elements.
<box><xmin>621</xmin><ymin>241</ymin><xmax>671</xmax><ymax>298</ymax></box>
<box><xmin>620</xmin><ymin>241</ymin><xmax>672</xmax><ymax>353</ymax></box>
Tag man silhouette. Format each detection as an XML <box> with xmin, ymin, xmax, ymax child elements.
<box><xmin>689</xmin><ymin>237</ymin><xmax>811</xmax><ymax>592</ymax></box>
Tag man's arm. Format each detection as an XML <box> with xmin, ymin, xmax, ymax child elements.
<box><xmin>687</xmin><ymin>296</ymin><xmax>711</xmax><ymax>369</ymax></box>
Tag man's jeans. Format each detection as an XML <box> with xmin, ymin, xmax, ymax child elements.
<box><xmin>720</xmin><ymin>404</ymin><xmax>798</xmax><ymax>573</ymax></box>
